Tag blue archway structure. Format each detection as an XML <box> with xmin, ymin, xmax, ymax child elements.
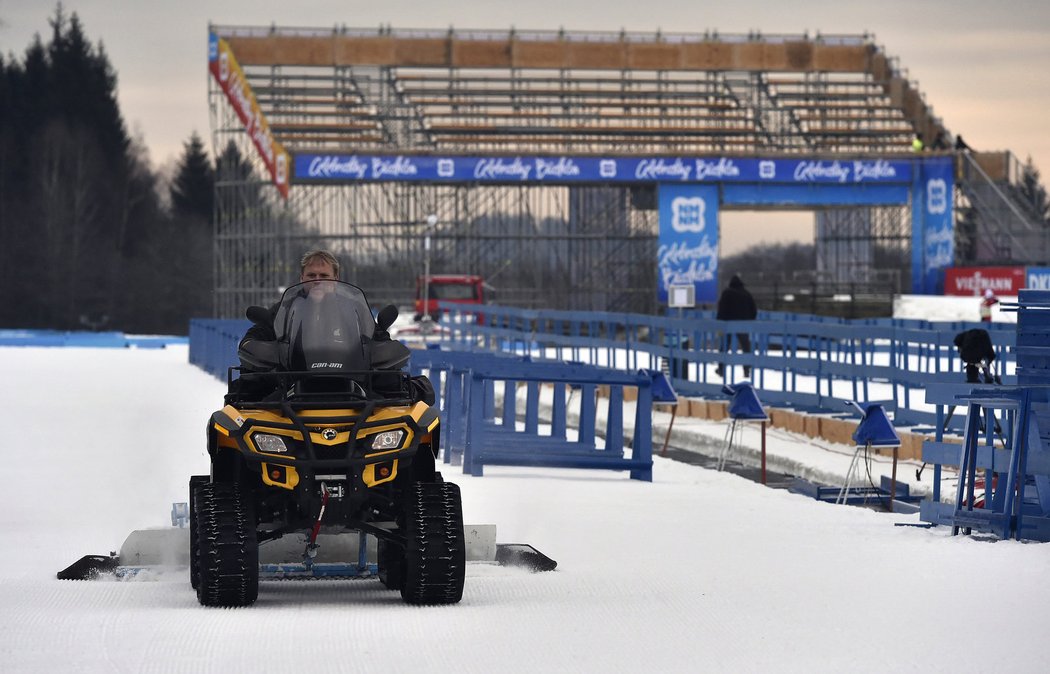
<box><xmin>293</xmin><ymin>153</ymin><xmax>954</xmax><ymax>299</ymax></box>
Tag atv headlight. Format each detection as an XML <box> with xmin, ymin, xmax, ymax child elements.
<box><xmin>254</xmin><ymin>433</ymin><xmax>289</xmax><ymax>454</ymax></box>
<box><xmin>370</xmin><ymin>430</ymin><xmax>404</xmax><ymax>450</ymax></box>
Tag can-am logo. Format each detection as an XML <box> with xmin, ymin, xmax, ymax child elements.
<box><xmin>671</xmin><ymin>197</ymin><xmax>706</xmax><ymax>233</ymax></box>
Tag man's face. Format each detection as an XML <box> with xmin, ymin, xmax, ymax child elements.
<box><xmin>301</xmin><ymin>259</ymin><xmax>337</xmax><ymax>283</ymax></box>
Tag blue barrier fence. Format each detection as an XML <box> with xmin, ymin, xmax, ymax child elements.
<box><xmin>0</xmin><ymin>329</ymin><xmax>186</xmax><ymax>349</ymax></box>
<box><xmin>410</xmin><ymin>349</ymin><xmax>659</xmax><ymax>481</ymax></box>
<box><xmin>188</xmin><ymin>319</ymin><xmax>250</xmax><ymax>380</ymax></box>
<box><xmin>182</xmin><ymin>303</ymin><xmax>1028</xmax><ymax>487</ymax></box>
<box><xmin>436</xmin><ymin>304</ymin><xmax>1017</xmax><ymax>429</ymax></box>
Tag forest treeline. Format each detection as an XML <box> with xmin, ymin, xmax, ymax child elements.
<box><xmin>0</xmin><ymin>8</ymin><xmax>234</xmax><ymax>334</ymax></box>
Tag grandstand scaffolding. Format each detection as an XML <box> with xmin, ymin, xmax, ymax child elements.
<box><xmin>208</xmin><ymin>26</ymin><xmax>1045</xmax><ymax>317</ymax></box>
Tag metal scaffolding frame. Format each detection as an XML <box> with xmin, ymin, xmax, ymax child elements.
<box><xmin>208</xmin><ymin>27</ymin><xmax>970</xmax><ymax>317</ymax></box>
<box><xmin>210</xmin><ymin>78</ymin><xmax>658</xmax><ymax>316</ymax></box>
<box><xmin>815</xmin><ymin>206</ymin><xmax>911</xmax><ymax>290</ymax></box>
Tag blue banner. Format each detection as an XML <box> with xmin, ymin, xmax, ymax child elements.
<box><xmin>910</xmin><ymin>157</ymin><xmax>954</xmax><ymax>294</ymax></box>
<box><xmin>723</xmin><ymin>183</ymin><xmax>910</xmax><ymax>207</ymax></box>
<box><xmin>293</xmin><ymin>154</ymin><xmax>913</xmax><ymax>185</ymax></box>
<box><xmin>1027</xmin><ymin>266</ymin><xmax>1050</xmax><ymax>290</ymax></box>
<box><xmin>658</xmin><ymin>184</ymin><xmax>720</xmax><ymax>304</ymax></box>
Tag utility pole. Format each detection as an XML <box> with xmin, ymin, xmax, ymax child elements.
<box><xmin>421</xmin><ymin>213</ymin><xmax>438</xmax><ymax>336</ymax></box>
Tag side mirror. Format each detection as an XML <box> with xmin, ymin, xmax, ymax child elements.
<box><xmin>377</xmin><ymin>304</ymin><xmax>399</xmax><ymax>332</ymax></box>
<box><xmin>246</xmin><ymin>306</ymin><xmax>272</xmax><ymax>327</ymax></box>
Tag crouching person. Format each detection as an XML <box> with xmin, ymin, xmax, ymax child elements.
<box><xmin>954</xmin><ymin>328</ymin><xmax>1000</xmax><ymax>384</ymax></box>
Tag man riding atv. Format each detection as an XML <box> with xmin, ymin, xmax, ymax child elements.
<box><xmin>191</xmin><ymin>250</ymin><xmax>462</xmax><ymax>608</ymax></box>
<box><xmin>233</xmin><ymin>250</ymin><xmax>433</xmax><ymax>404</ymax></box>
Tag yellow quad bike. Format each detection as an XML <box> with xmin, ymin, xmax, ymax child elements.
<box><xmin>190</xmin><ymin>280</ymin><xmax>464</xmax><ymax>607</ymax></box>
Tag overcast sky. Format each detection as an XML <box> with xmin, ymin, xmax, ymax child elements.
<box><xmin>2</xmin><ymin>0</ymin><xmax>1048</xmax><ymax>252</ymax></box>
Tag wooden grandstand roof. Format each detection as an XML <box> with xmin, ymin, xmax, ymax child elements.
<box><xmin>211</xmin><ymin>26</ymin><xmax>947</xmax><ymax>156</ymax></box>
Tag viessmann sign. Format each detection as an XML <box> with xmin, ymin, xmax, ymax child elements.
<box><xmin>292</xmin><ymin>155</ymin><xmax>913</xmax><ymax>185</ymax></box>
<box><xmin>944</xmin><ymin>266</ymin><xmax>1026</xmax><ymax>295</ymax></box>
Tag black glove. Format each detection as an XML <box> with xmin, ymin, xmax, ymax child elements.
<box><xmin>410</xmin><ymin>375</ymin><xmax>436</xmax><ymax>405</ymax></box>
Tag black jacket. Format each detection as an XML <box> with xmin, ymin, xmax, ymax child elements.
<box><xmin>716</xmin><ymin>275</ymin><xmax>757</xmax><ymax>321</ymax></box>
<box><xmin>954</xmin><ymin>328</ymin><xmax>995</xmax><ymax>364</ymax></box>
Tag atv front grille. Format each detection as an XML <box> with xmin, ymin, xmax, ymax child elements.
<box><xmin>311</xmin><ymin>444</ymin><xmax>349</xmax><ymax>461</ymax></box>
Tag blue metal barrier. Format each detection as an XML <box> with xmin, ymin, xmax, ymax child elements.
<box><xmin>187</xmin><ymin>305</ymin><xmax>1018</xmax><ymax>442</ymax></box>
<box><xmin>188</xmin><ymin>319</ymin><xmax>250</xmax><ymax>380</ymax></box>
<box><xmin>410</xmin><ymin>349</ymin><xmax>657</xmax><ymax>481</ymax></box>
<box><xmin>0</xmin><ymin>329</ymin><xmax>186</xmax><ymax>349</ymax></box>
<box><xmin>436</xmin><ymin>302</ymin><xmax>1016</xmax><ymax>428</ymax></box>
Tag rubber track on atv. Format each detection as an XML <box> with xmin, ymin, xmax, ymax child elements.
<box><xmin>188</xmin><ymin>476</ymin><xmax>208</xmax><ymax>591</ymax></box>
<box><xmin>196</xmin><ymin>482</ymin><xmax>259</xmax><ymax>607</ymax></box>
<box><xmin>401</xmin><ymin>482</ymin><xmax>466</xmax><ymax>605</ymax></box>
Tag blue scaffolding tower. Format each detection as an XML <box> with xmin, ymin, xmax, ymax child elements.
<box><xmin>920</xmin><ymin>289</ymin><xmax>1050</xmax><ymax>541</ymax></box>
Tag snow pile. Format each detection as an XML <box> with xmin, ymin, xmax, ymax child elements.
<box><xmin>894</xmin><ymin>294</ymin><xmax>1017</xmax><ymax>323</ymax></box>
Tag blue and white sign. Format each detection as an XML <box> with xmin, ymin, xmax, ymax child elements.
<box><xmin>293</xmin><ymin>154</ymin><xmax>913</xmax><ymax>185</ymax></box>
<box><xmin>911</xmin><ymin>157</ymin><xmax>954</xmax><ymax>294</ymax></box>
<box><xmin>1027</xmin><ymin>266</ymin><xmax>1050</xmax><ymax>290</ymax></box>
<box><xmin>658</xmin><ymin>184</ymin><xmax>720</xmax><ymax>304</ymax></box>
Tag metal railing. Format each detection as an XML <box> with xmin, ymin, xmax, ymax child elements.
<box><xmin>436</xmin><ymin>303</ymin><xmax>1017</xmax><ymax>430</ymax></box>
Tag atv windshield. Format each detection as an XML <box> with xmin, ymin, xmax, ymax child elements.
<box><xmin>273</xmin><ymin>280</ymin><xmax>376</xmax><ymax>373</ymax></box>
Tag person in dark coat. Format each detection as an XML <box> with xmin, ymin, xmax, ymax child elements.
<box><xmin>715</xmin><ymin>274</ymin><xmax>757</xmax><ymax>378</ymax></box>
<box><xmin>954</xmin><ymin>328</ymin><xmax>999</xmax><ymax>384</ymax></box>
<box><xmin>233</xmin><ymin>250</ymin><xmax>434</xmax><ymax>404</ymax></box>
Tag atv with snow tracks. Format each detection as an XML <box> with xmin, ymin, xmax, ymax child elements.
<box><xmin>192</xmin><ymin>280</ymin><xmax>464</xmax><ymax>607</ymax></box>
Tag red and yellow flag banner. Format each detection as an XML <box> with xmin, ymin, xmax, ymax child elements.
<box><xmin>208</xmin><ymin>33</ymin><xmax>290</xmax><ymax>199</ymax></box>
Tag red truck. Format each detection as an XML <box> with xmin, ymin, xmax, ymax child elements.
<box><xmin>414</xmin><ymin>274</ymin><xmax>486</xmax><ymax>321</ymax></box>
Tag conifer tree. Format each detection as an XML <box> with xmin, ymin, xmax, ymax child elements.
<box><xmin>0</xmin><ymin>4</ymin><xmax>157</xmax><ymax>330</ymax></box>
<box><xmin>1017</xmin><ymin>156</ymin><xmax>1050</xmax><ymax>223</ymax></box>
<box><xmin>170</xmin><ymin>132</ymin><xmax>215</xmax><ymax>223</ymax></box>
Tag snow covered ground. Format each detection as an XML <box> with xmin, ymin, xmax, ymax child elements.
<box><xmin>894</xmin><ymin>294</ymin><xmax>1017</xmax><ymax>324</ymax></box>
<box><xmin>1</xmin><ymin>343</ymin><xmax>1048</xmax><ymax>673</ymax></box>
